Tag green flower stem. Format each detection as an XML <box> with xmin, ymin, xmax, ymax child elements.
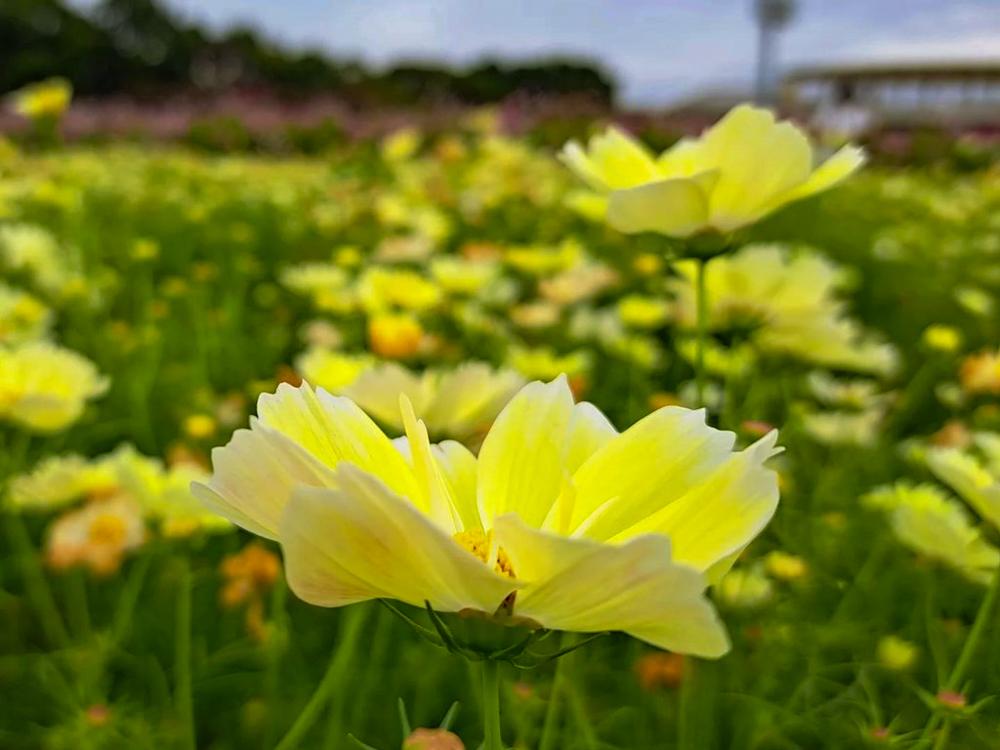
<box><xmin>264</xmin><ymin>575</ymin><xmax>288</xmax><ymax>749</ymax></box>
<box><xmin>694</xmin><ymin>255</ymin><xmax>708</xmax><ymax>409</ymax></box>
<box><xmin>4</xmin><ymin>512</ymin><xmax>71</xmax><ymax>650</ymax></box>
<box><xmin>945</xmin><ymin>564</ymin><xmax>1000</xmax><ymax>692</ymax></box>
<box><xmin>538</xmin><ymin>635</ymin><xmax>596</xmax><ymax>750</ymax></box>
<box><xmin>538</xmin><ymin>653</ymin><xmax>565</xmax><ymax>750</ymax></box>
<box><xmin>65</xmin><ymin>568</ymin><xmax>91</xmax><ymax>641</ymax></box>
<box><xmin>678</xmin><ymin>656</ymin><xmax>719</xmax><ymax>750</ymax></box>
<box><xmin>482</xmin><ymin>659</ymin><xmax>503</xmax><ymax>750</ymax></box>
<box><xmin>174</xmin><ymin>556</ymin><xmax>196</xmax><ymax>750</ymax></box>
<box><xmin>109</xmin><ymin>550</ymin><xmax>154</xmax><ymax>647</ymax></box>
<box><xmin>930</xmin><ymin>720</ymin><xmax>952</xmax><ymax>750</ymax></box>
<box><xmin>279</xmin><ymin>603</ymin><xmax>368</xmax><ymax>750</ymax></box>
<box><xmin>919</xmin><ymin>564</ymin><xmax>1000</xmax><ymax>746</ymax></box>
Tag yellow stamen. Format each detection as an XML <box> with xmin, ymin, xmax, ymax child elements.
<box><xmin>453</xmin><ymin>529</ymin><xmax>516</xmax><ymax>578</ymax></box>
<box><xmin>89</xmin><ymin>514</ymin><xmax>126</xmax><ymax>545</ymax></box>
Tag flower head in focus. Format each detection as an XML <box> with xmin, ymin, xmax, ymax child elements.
<box><xmin>560</xmin><ymin>104</ymin><xmax>864</xmax><ymax>238</ymax></box>
<box><xmin>194</xmin><ymin>377</ymin><xmax>781</xmax><ymax>657</ymax></box>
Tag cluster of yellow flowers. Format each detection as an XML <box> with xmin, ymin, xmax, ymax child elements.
<box><xmin>0</xmin><ymin>220</ymin><xmax>108</xmax><ymax>432</ymax></box>
<box><xmin>9</xmin><ymin>444</ymin><xmax>229</xmax><ymax>574</ymax></box>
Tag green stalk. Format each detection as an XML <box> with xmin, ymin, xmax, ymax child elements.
<box><xmin>264</xmin><ymin>575</ymin><xmax>288</xmax><ymax>750</ymax></box>
<box><xmin>945</xmin><ymin>565</ymin><xmax>1000</xmax><ymax>692</ymax></box>
<box><xmin>280</xmin><ymin>604</ymin><xmax>369</xmax><ymax>750</ymax></box>
<box><xmin>930</xmin><ymin>721</ymin><xmax>952</xmax><ymax>750</ymax></box>
<box><xmin>538</xmin><ymin>651</ymin><xmax>567</xmax><ymax>750</ymax></box>
<box><xmin>678</xmin><ymin>657</ymin><xmax>718</xmax><ymax>750</ymax></box>
<box><xmin>482</xmin><ymin>660</ymin><xmax>503</xmax><ymax>750</ymax></box>
<box><xmin>4</xmin><ymin>513</ymin><xmax>71</xmax><ymax>650</ymax></box>
<box><xmin>918</xmin><ymin>565</ymin><xmax>1000</xmax><ymax>746</ymax></box>
<box><xmin>694</xmin><ymin>255</ymin><xmax>708</xmax><ymax>408</ymax></box>
<box><xmin>65</xmin><ymin>568</ymin><xmax>91</xmax><ymax>641</ymax></box>
<box><xmin>174</xmin><ymin>557</ymin><xmax>196</xmax><ymax>750</ymax></box>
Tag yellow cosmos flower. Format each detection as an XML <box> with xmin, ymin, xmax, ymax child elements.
<box><xmin>338</xmin><ymin>361</ymin><xmax>525</xmax><ymax>441</ymax></box>
<box><xmin>280</xmin><ymin>262</ymin><xmax>348</xmax><ymax>295</ymax></box>
<box><xmin>959</xmin><ymin>347</ymin><xmax>1000</xmax><ymax>396</ymax></box>
<box><xmin>560</xmin><ymin>104</ymin><xmax>864</xmax><ymax>237</ymax></box>
<box><xmin>669</xmin><ymin>245</ymin><xmax>897</xmax><ymax>375</ymax></box>
<box><xmin>368</xmin><ymin>314</ymin><xmax>425</xmax><ymax>359</ymax></box>
<box><xmin>8</xmin><ymin>453</ymin><xmax>120</xmax><ymax>511</ymax></box>
<box><xmin>0</xmin><ymin>341</ymin><xmax>109</xmax><ymax>432</ymax></box>
<box><xmin>194</xmin><ymin>377</ymin><xmax>781</xmax><ymax>656</ymax></box>
<box><xmin>926</xmin><ymin>433</ymin><xmax>1000</xmax><ymax>531</ymax></box>
<box><xmin>114</xmin><ymin>448</ymin><xmax>230</xmax><ymax>537</ymax></box>
<box><xmin>430</xmin><ymin>257</ymin><xmax>501</xmax><ymax>296</ymax></box>
<box><xmin>0</xmin><ymin>223</ymin><xmax>87</xmax><ymax>301</ymax></box>
<box><xmin>381</xmin><ymin>127</ymin><xmax>422</xmax><ymax>163</ymax></box>
<box><xmin>864</xmin><ymin>482</ymin><xmax>999</xmax><ymax>584</ymax></box>
<box><xmin>45</xmin><ymin>495</ymin><xmax>145</xmax><ymax>576</ymax></box>
<box><xmin>295</xmin><ymin>348</ymin><xmax>375</xmax><ymax>392</ymax></box>
<box><xmin>922</xmin><ymin>324</ymin><xmax>962</xmax><ymax>354</ymax></box>
<box><xmin>9</xmin><ymin>78</ymin><xmax>73</xmax><ymax>120</ymax></box>
<box><xmin>0</xmin><ymin>283</ymin><xmax>52</xmax><ymax>344</ymax></box>
<box><xmin>716</xmin><ymin>564</ymin><xmax>773</xmax><ymax>610</ymax></box>
<box><xmin>358</xmin><ymin>267</ymin><xmax>442</xmax><ymax>313</ymax></box>
<box><xmin>877</xmin><ymin>635</ymin><xmax>919</xmax><ymax>672</ymax></box>
<box><xmin>618</xmin><ymin>295</ymin><xmax>671</xmax><ymax>329</ymax></box>
<box><xmin>506</xmin><ymin>347</ymin><xmax>592</xmax><ymax>384</ymax></box>
<box><xmin>538</xmin><ymin>261</ymin><xmax>619</xmax><ymax>306</ymax></box>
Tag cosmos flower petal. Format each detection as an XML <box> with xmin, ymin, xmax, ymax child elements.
<box><xmin>477</xmin><ymin>376</ymin><xmax>576</xmax><ymax>527</ymax></box>
<box><xmin>776</xmin><ymin>144</ymin><xmax>866</xmax><ymax>206</ymax></box>
<box><xmin>192</xmin><ymin>425</ymin><xmax>337</xmax><ymax>539</ymax></box>
<box><xmin>281</xmin><ymin>463</ymin><xmax>520</xmax><ymax>612</ymax></box>
<box><xmin>704</xmin><ymin>109</ymin><xmax>812</xmax><ymax>230</ymax></box>
<box><xmin>606</xmin><ymin>174</ymin><xmax>714</xmax><ymax>237</ymax></box>
<box><xmin>256</xmin><ymin>382</ymin><xmax>422</xmax><ymax>506</ymax></box>
<box><xmin>565</xmin><ymin>401</ymin><xmax>619</xmax><ymax>474</ymax></box>
<box><xmin>433</xmin><ymin>440</ymin><xmax>482</xmax><ymax>531</ymax></box>
<box><xmin>926</xmin><ymin>447</ymin><xmax>1000</xmax><ymax>531</ymax></box>
<box><xmin>611</xmin><ymin>431</ymin><xmax>782</xmax><ymax>580</ymax></box>
<box><xmin>558</xmin><ymin>141</ymin><xmax>611</xmax><ymax>191</ymax></box>
<box><xmin>494</xmin><ymin>514</ymin><xmax>730</xmax><ymax>657</ymax></box>
<box><xmin>570</xmin><ymin>406</ymin><xmax>737</xmax><ymax>539</ymax></box>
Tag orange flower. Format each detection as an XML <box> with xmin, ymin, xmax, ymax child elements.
<box><xmin>45</xmin><ymin>496</ymin><xmax>146</xmax><ymax>576</ymax></box>
<box><xmin>635</xmin><ymin>651</ymin><xmax>686</xmax><ymax>691</ymax></box>
<box><xmin>368</xmin><ymin>314</ymin><xmax>424</xmax><ymax>359</ymax></box>
<box><xmin>960</xmin><ymin>348</ymin><xmax>1000</xmax><ymax>395</ymax></box>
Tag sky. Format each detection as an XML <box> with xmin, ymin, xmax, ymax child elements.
<box><xmin>100</xmin><ymin>0</ymin><xmax>1000</xmax><ymax>105</ymax></box>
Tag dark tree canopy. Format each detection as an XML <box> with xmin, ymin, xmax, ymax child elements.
<box><xmin>0</xmin><ymin>0</ymin><xmax>616</xmax><ymax>104</ymax></box>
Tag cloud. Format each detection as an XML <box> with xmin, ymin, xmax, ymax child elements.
<box><xmin>98</xmin><ymin>0</ymin><xmax>1000</xmax><ymax>105</ymax></box>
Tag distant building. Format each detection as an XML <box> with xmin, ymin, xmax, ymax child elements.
<box><xmin>784</xmin><ymin>59</ymin><xmax>1000</xmax><ymax>132</ymax></box>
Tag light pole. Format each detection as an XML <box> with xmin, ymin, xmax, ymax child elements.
<box><xmin>753</xmin><ymin>0</ymin><xmax>797</xmax><ymax>105</ymax></box>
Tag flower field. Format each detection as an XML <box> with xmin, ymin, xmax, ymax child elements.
<box><xmin>2</xmin><ymin>107</ymin><xmax>1000</xmax><ymax>749</ymax></box>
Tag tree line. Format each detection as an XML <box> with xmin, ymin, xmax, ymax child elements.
<box><xmin>2</xmin><ymin>0</ymin><xmax>616</xmax><ymax>105</ymax></box>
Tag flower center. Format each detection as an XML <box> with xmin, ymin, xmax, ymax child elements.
<box><xmin>89</xmin><ymin>514</ymin><xmax>127</xmax><ymax>545</ymax></box>
<box><xmin>453</xmin><ymin>529</ymin><xmax>516</xmax><ymax>578</ymax></box>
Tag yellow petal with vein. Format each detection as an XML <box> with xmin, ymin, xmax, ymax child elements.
<box><xmin>570</xmin><ymin>406</ymin><xmax>736</xmax><ymax>539</ymax></box>
<box><xmin>494</xmin><ymin>514</ymin><xmax>729</xmax><ymax>657</ymax></box>
<box><xmin>281</xmin><ymin>464</ymin><xmax>520</xmax><ymax>612</ymax></box>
